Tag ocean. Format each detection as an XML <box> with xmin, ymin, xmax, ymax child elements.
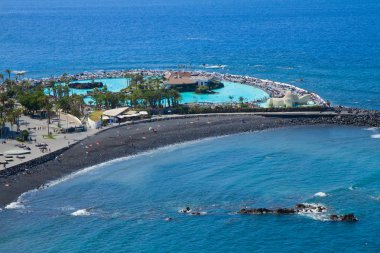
<box><xmin>1</xmin><ymin>126</ymin><xmax>380</xmax><ymax>252</ymax></box>
<box><xmin>1</xmin><ymin>0</ymin><xmax>380</xmax><ymax>252</ymax></box>
<box><xmin>0</xmin><ymin>0</ymin><xmax>379</xmax><ymax>109</ymax></box>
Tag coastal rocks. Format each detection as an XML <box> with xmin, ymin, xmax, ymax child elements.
<box><xmin>68</xmin><ymin>82</ymin><xmax>103</xmax><ymax>89</ymax></box>
<box><xmin>330</xmin><ymin>213</ymin><xmax>358</xmax><ymax>222</ymax></box>
<box><xmin>238</xmin><ymin>203</ymin><xmax>357</xmax><ymax>222</ymax></box>
<box><xmin>179</xmin><ymin>207</ymin><xmax>192</xmax><ymax>214</ymax></box>
<box><xmin>178</xmin><ymin>207</ymin><xmax>206</xmax><ymax>216</ymax></box>
<box><xmin>238</xmin><ymin>204</ymin><xmax>325</xmax><ymax>215</ymax></box>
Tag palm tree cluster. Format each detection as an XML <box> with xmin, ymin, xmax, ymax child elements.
<box><xmin>0</xmin><ymin>71</ymin><xmax>183</xmax><ymax>136</ymax></box>
<box><xmin>90</xmin><ymin>75</ymin><xmax>181</xmax><ymax>109</ymax></box>
<box><xmin>0</xmin><ymin>92</ymin><xmax>23</xmax><ymax>137</ymax></box>
<box><xmin>46</xmin><ymin>74</ymin><xmax>85</xmax><ymax>118</ymax></box>
<box><xmin>121</xmin><ymin>75</ymin><xmax>181</xmax><ymax>108</ymax></box>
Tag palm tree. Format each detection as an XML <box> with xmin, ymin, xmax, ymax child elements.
<box><xmin>0</xmin><ymin>73</ymin><xmax>3</xmax><ymax>83</ymax></box>
<box><xmin>15</xmin><ymin>72</ymin><xmax>24</xmax><ymax>81</ymax></box>
<box><xmin>5</xmin><ymin>69</ymin><xmax>11</xmax><ymax>80</ymax></box>
<box><xmin>239</xmin><ymin>96</ymin><xmax>245</xmax><ymax>104</ymax></box>
<box><xmin>44</xmin><ymin>97</ymin><xmax>54</xmax><ymax>135</ymax></box>
<box><xmin>228</xmin><ymin>95</ymin><xmax>234</xmax><ymax>103</ymax></box>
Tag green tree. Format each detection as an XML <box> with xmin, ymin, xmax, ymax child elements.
<box><xmin>5</xmin><ymin>69</ymin><xmax>11</xmax><ymax>80</ymax></box>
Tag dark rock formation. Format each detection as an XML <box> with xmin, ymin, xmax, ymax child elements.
<box><xmin>330</xmin><ymin>213</ymin><xmax>358</xmax><ymax>222</ymax></box>
<box><xmin>68</xmin><ymin>82</ymin><xmax>103</xmax><ymax>89</ymax></box>
<box><xmin>238</xmin><ymin>203</ymin><xmax>357</xmax><ymax>222</ymax></box>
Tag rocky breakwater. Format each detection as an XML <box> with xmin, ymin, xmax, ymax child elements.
<box><xmin>292</xmin><ymin>108</ymin><xmax>380</xmax><ymax>127</ymax></box>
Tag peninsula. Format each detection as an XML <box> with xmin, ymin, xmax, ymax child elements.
<box><xmin>0</xmin><ymin>69</ymin><xmax>379</xmax><ymax>207</ymax></box>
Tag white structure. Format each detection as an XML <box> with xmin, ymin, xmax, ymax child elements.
<box><xmin>103</xmin><ymin>107</ymin><xmax>130</xmax><ymax>123</ymax></box>
<box><xmin>267</xmin><ymin>91</ymin><xmax>313</xmax><ymax>108</ymax></box>
<box><xmin>87</xmin><ymin>117</ymin><xmax>102</xmax><ymax>129</ymax></box>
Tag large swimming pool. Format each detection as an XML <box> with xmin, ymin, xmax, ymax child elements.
<box><xmin>61</xmin><ymin>78</ymin><xmax>269</xmax><ymax>105</ymax></box>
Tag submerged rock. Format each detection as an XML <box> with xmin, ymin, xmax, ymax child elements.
<box><xmin>330</xmin><ymin>213</ymin><xmax>358</xmax><ymax>222</ymax></box>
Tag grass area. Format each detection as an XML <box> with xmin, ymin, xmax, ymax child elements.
<box><xmin>89</xmin><ymin>110</ymin><xmax>104</xmax><ymax>121</ymax></box>
<box><xmin>43</xmin><ymin>134</ymin><xmax>56</xmax><ymax>139</ymax></box>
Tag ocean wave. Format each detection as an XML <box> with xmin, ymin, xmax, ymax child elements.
<box><xmin>371</xmin><ymin>134</ymin><xmax>380</xmax><ymax>139</ymax></box>
<box><xmin>297</xmin><ymin>203</ymin><xmax>329</xmax><ymax>221</ymax></box>
<box><xmin>297</xmin><ymin>203</ymin><xmax>327</xmax><ymax>214</ymax></box>
<box><xmin>5</xmin><ymin>201</ymin><xmax>25</xmax><ymax>210</ymax></box>
<box><xmin>314</xmin><ymin>192</ymin><xmax>327</xmax><ymax>198</ymax></box>
<box><xmin>364</xmin><ymin>127</ymin><xmax>379</xmax><ymax>131</ymax></box>
<box><xmin>298</xmin><ymin>212</ymin><xmax>331</xmax><ymax>222</ymax></box>
<box><xmin>71</xmin><ymin>209</ymin><xmax>92</xmax><ymax>216</ymax></box>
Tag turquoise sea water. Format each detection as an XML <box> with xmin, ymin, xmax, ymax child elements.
<box><xmin>1</xmin><ymin>126</ymin><xmax>380</xmax><ymax>252</ymax></box>
<box><xmin>0</xmin><ymin>0</ymin><xmax>379</xmax><ymax>109</ymax></box>
<box><xmin>1</xmin><ymin>1</ymin><xmax>380</xmax><ymax>252</ymax></box>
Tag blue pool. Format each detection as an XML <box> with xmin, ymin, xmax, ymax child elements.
<box><xmin>59</xmin><ymin>78</ymin><xmax>269</xmax><ymax>105</ymax></box>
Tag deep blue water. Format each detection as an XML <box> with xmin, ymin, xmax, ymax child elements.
<box><xmin>0</xmin><ymin>0</ymin><xmax>379</xmax><ymax>109</ymax></box>
<box><xmin>1</xmin><ymin>126</ymin><xmax>380</xmax><ymax>252</ymax></box>
<box><xmin>1</xmin><ymin>1</ymin><xmax>380</xmax><ymax>252</ymax></box>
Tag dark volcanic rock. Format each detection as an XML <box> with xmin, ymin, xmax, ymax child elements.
<box><xmin>330</xmin><ymin>213</ymin><xmax>358</xmax><ymax>222</ymax></box>
<box><xmin>69</xmin><ymin>82</ymin><xmax>103</xmax><ymax>89</ymax></box>
<box><xmin>275</xmin><ymin>208</ymin><xmax>296</xmax><ymax>214</ymax></box>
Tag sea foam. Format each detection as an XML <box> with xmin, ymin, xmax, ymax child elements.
<box><xmin>314</xmin><ymin>192</ymin><xmax>327</xmax><ymax>197</ymax></box>
<box><xmin>371</xmin><ymin>134</ymin><xmax>380</xmax><ymax>139</ymax></box>
<box><xmin>364</xmin><ymin>127</ymin><xmax>379</xmax><ymax>131</ymax></box>
<box><xmin>71</xmin><ymin>209</ymin><xmax>92</xmax><ymax>216</ymax></box>
<box><xmin>5</xmin><ymin>201</ymin><xmax>25</xmax><ymax>210</ymax></box>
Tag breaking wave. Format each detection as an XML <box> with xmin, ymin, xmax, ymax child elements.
<box><xmin>71</xmin><ymin>209</ymin><xmax>92</xmax><ymax>216</ymax></box>
<box><xmin>314</xmin><ymin>192</ymin><xmax>327</xmax><ymax>197</ymax></box>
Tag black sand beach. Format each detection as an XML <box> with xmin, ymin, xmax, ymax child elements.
<box><xmin>1</xmin><ymin>113</ymin><xmax>379</xmax><ymax>206</ymax></box>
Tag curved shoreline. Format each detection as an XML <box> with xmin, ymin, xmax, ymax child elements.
<box><xmin>1</xmin><ymin>112</ymin><xmax>380</xmax><ymax>207</ymax></box>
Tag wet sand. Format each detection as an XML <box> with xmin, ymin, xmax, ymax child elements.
<box><xmin>0</xmin><ymin>113</ymin><xmax>378</xmax><ymax>206</ymax></box>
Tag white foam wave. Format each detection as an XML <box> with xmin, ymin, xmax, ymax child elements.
<box><xmin>371</xmin><ymin>134</ymin><xmax>380</xmax><ymax>139</ymax></box>
<box><xmin>298</xmin><ymin>212</ymin><xmax>330</xmax><ymax>222</ymax></box>
<box><xmin>364</xmin><ymin>127</ymin><xmax>379</xmax><ymax>131</ymax></box>
<box><xmin>314</xmin><ymin>192</ymin><xmax>327</xmax><ymax>198</ymax></box>
<box><xmin>297</xmin><ymin>203</ymin><xmax>329</xmax><ymax>221</ymax></box>
<box><xmin>5</xmin><ymin>201</ymin><xmax>25</xmax><ymax>210</ymax></box>
<box><xmin>297</xmin><ymin>203</ymin><xmax>327</xmax><ymax>214</ymax></box>
<box><xmin>71</xmin><ymin>209</ymin><xmax>91</xmax><ymax>216</ymax></box>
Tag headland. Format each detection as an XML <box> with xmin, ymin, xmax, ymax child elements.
<box><xmin>1</xmin><ymin>69</ymin><xmax>379</xmax><ymax>206</ymax></box>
